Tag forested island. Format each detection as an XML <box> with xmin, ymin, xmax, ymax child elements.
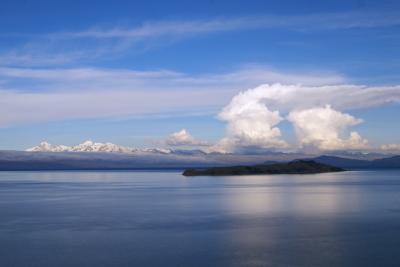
<box><xmin>182</xmin><ymin>160</ymin><xmax>345</xmax><ymax>176</ymax></box>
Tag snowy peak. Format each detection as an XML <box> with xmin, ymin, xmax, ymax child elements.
<box><xmin>70</xmin><ymin>140</ymin><xmax>132</xmax><ymax>153</ymax></box>
<box><xmin>26</xmin><ymin>140</ymin><xmax>175</xmax><ymax>154</ymax></box>
<box><xmin>27</xmin><ymin>140</ymin><xmax>133</xmax><ymax>153</ymax></box>
<box><xmin>27</xmin><ymin>141</ymin><xmax>71</xmax><ymax>152</ymax></box>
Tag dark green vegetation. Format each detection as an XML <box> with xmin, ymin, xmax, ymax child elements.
<box><xmin>182</xmin><ymin>160</ymin><xmax>345</xmax><ymax>176</ymax></box>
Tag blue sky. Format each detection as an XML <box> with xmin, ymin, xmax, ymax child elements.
<box><xmin>0</xmin><ymin>0</ymin><xmax>400</xmax><ymax>152</ymax></box>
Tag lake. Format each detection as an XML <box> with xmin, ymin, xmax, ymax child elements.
<box><xmin>1</xmin><ymin>170</ymin><xmax>400</xmax><ymax>266</ymax></box>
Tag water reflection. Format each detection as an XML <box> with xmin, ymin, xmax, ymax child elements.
<box><xmin>216</xmin><ymin>172</ymin><xmax>400</xmax><ymax>266</ymax></box>
<box><xmin>221</xmin><ymin>173</ymin><xmax>364</xmax><ymax>216</ymax></box>
<box><xmin>1</xmin><ymin>171</ymin><xmax>400</xmax><ymax>267</ymax></box>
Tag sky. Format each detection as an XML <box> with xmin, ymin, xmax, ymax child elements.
<box><xmin>1</xmin><ymin>0</ymin><xmax>400</xmax><ymax>152</ymax></box>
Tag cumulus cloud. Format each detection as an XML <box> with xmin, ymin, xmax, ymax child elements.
<box><xmin>210</xmin><ymin>87</ymin><xmax>287</xmax><ymax>153</ymax></box>
<box><xmin>165</xmin><ymin>129</ymin><xmax>209</xmax><ymax>147</ymax></box>
<box><xmin>381</xmin><ymin>144</ymin><xmax>400</xmax><ymax>151</ymax></box>
<box><xmin>211</xmin><ymin>83</ymin><xmax>400</xmax><ymax>152</ymax></box>
<box><xmin>288</xmin><ymin>105</ymin><xmax>368</xmax><ymax>151</ymax></box>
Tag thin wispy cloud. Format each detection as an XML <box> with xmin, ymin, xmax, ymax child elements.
<box><xmin>59</xmin><ymin>11</ymin><xmax>400</xmax><ymax>39</ymax></box>
<box><xmin>0</xmin><ymin>10</ymin><xmax>399</xmax><ymax>66</ymax></box>
<box><xmin>0</xmin><ymin>65</ymin><xmax>346</xmax><ymax>127</ymax></box>
<box><xmin>0</xmin><ymin>65</ymin><xmax>345</xmax><ymax>90</ymax></box>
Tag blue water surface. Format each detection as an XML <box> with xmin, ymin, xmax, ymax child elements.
<box><xmin>1</xmin><ymin>170</ymin><xmax>400</xmax><ymax>267</ymax></box>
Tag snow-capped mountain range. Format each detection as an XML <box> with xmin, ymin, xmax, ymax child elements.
<box><xmin>27</xmin><ymin>141</ymin><xmax>173</xmax><ymax>154</ymax></box>
<box><xmin>26</xmin><ymin>141</ymin><xmax>393</xmax><ymax>160</ymax></box>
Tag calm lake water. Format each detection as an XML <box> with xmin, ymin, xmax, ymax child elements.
<box><xmin>1</xmin><ymin>170</ymin><xmax>400</xmax><ymax>267</ymax></box>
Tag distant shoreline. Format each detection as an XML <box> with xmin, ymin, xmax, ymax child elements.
<box><xmin>0</xmin><ymin>151</ymin><xmax>400</xmax><ymax>171</ymax></box>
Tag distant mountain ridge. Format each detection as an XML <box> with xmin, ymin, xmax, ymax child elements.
<box><xmin>27</xmin><ymin>141</ymin><xmax>171</xmax><ymax>154</ymax></box>
<box><xmin>313</xmin><ymin>155</ymin><xmax>400</xmax><ymax>169</ymax></box>
<box><xmin>0</xmin><ymin>146</ymin><xmax>399</xmax><ymax>171</ymax></box>
<box><xmin>26</xmin><ymin>141</ymin><xmax>395</xmax><ymax>159</ymax></box>
<box><xmin>0</xmin><ymin>150</ymin><xmax>298</xmax><ymax>171</ymax></box>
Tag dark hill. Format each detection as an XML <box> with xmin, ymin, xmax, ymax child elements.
<box><xmin>182</xmin><ymin>160</ymin><xmax>345</xmax><ymax>176</ymax></box>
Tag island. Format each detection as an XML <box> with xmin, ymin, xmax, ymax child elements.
<box><xmin>182</xmin><ymin>160</ymin><xmax>345</xmax><ymax>176</ymax></box>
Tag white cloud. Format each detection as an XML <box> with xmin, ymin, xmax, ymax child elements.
<box><xmin>51</xmin><ymin>12</ymin><xmax>400</xmax><ymax>40</ymax></box>
<box><xmin>165</xmin><ymin>129</ymin><xmax>209</xmax><ymax>147</ymax></box>
<box><xmin>228</xmin><ymin>83</ymin><xmax>400</xmax><ymax>113</ymax></box>
<box><xmin>2</xmin><ymin>11</ymin><xmax>400</xmax><ymax>66</ymax></box>
<box><xmin>212</xmin><ymin>83</ymin><xmax>400</xmax><ymax>152</ymax></box>
<box><xmin>0</xmin><ymin>66</ymin><xmax>345</xmax><ymax>127</ymax></box>
<box><xmin>381</xmin><ymin>144</ymin><xmax>400</xmax><ymax>151</ymax></box>
<box><xmin>210</xmin><ymin>87</ymin><xmax>288</xmax><ymax>153</ymax></box>
<box><xmin>288</xmin><ymin>105</ymin><xmax>369</xmax><ymax>151</ymax></box>
<box><xmin>1</xmin><ymin>66</ymin><xmax>400</xmax><ymax>152</ymax></box>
